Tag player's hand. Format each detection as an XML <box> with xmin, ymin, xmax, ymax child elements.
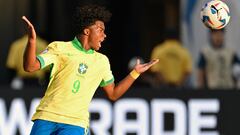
<box><xmin>134</xmin><ymin>59</ymin><xmax>159</xmax><ymax>74</ymax></box>
<box><xmin>22</xmin><ymin>16</ymin><xmax>36</xmax><ymax>41</ymax></box>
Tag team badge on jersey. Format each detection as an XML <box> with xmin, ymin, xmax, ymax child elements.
<box><xmin>78</xmin><ymin>63</ymin><xmax>88</xmax><ymax>74</ymax></box>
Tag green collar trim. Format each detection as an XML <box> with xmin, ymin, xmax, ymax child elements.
<box><xmin>72</xmin><ymin>37</ymin><xmax>94</xmax><ymax>54</ymax></box>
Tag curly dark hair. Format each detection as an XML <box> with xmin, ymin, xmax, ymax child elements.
<box><xmin>73</xmin><ymin>4</ymin><xmax>112</xmax><ymax>35</ymax></box>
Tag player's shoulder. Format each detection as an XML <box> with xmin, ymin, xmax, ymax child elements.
<box><xmin>200</xmin><ymin>45</ymin><xmax>215</xmax><ymax>57</ymax></box>
<box><xmin>47</xmin><ymin>41</ymin><xmax>72</xmax><ymax>51</ymax></box>
<box><xmin>95</xmin><ymin>52</ymin><xmax>110</xmax><ymax>62</ymax></box>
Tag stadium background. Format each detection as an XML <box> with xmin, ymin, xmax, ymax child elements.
<box><xmin>0</xmin><ymin>0</ymin><xmax>240</xmax><ymax>135</ymax></box>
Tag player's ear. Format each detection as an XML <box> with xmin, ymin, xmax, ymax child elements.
<box><xmin>83</xmin><ymin>28</ymin><xmax>90</xmax><ymax>36</ymax></box>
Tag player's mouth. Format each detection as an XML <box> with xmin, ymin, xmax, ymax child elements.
<box><xmin>98</xmin><ymin>42</ymin><xmax>102</xmax><ymax>48</ymax></box>
<box><xmin>98</xmin><ymin>40</ymin><xmax>104</xmax><ymax>48</ymax></box>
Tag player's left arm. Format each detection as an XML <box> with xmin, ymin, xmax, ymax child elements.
<box><xmin>102</xmin><ymin>59</ymin><xmax>159</xmax><ymax>101</ymax></box>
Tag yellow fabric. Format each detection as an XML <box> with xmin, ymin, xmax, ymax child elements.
<box><xmin>6</xmin><ymin>35</ymin><xmax>48</xmax><ymax>79</ymax></box>
<box><xmin>32</xmin><ymin>38</ymin><xmax>114</xmax><ymax>128</ymax></box>
<box><xmin>150</xmin><ymin>39</ymin><xmax>192</xmax><ymax>85</ymax></box>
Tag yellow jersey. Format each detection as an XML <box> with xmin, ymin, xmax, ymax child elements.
<box><xmin>32</xmin><ymin>37</ymin><xmax>114</xmax><ymax>128</ymax></box>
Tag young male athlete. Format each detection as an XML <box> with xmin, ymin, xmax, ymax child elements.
<box><xmin>22</xmin><ymin>5</ymin><xmax>158</xmax><ymax>135</ymax></box>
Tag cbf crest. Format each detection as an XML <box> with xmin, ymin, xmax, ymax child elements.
<box><xmin>78</xmin><ymin>63</ymin><xmax>88</xmax><ymax>74</ymax></box>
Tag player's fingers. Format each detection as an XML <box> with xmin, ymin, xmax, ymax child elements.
<box><xmin>136</xmin><ymin>59</ymin><xmax>140</xmax><ymax>65</ymax></box>
<box><xmin>139</xmin><ymin>59</ymin><xmax>158</xmax><ymax>70</ymax></box>
<box><xmin>22</xmin><ymin>16</ymin><xmax>27</xmax><ymax>21</ymax></box>
<box><xmin>151</xmin><ymin>59</ymin><xmax>159</xmax><ymax>65</ymax></box>
<box><xmin>22</xmin><ymin>16</ymin><xmax>33</xmax><ymax>27</ymax></box>
<box><xmin>147</xmin><ymin>59</ymin><xmax>159</xmax><ymax>67</ymax></box>
<box><xmin>144</xmin><ymin>60</ymin><xmax>158</xmax><ymax>70</ymax></box>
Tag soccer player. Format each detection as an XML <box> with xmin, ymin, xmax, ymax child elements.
<box><xmin>22</xmin><ymin>5</ymin><xmax>159</xmax><ymax>135</ymax></box>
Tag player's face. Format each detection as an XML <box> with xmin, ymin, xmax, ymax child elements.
<box><xmin>211</xmin><ymin>31</ymin><xmax>224</xmax><ymax>47</ymax></box>
<box><xmin>88</xmin><ymin>21</ymin><xmax>106</xmax><ymax>51</ymax></box>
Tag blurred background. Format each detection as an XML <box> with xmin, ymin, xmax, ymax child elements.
<box><xmin>1</xmin><ymin>0</ymin><xmax>240</xmax><ymax>87</ymax></box>
<box><xmin>1</xmin><ymin>0</ymin><xmax>240</xmax><ymax>135</ymax></box>
<box><xmin>0</xmin><ymin>0</ymin><xmax>179</xmax><ymax>84</ymax></box>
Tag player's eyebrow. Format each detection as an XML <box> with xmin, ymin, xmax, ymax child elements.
<box><xmin>98</xmin><ymin>25</ymin><xmax>105</xmax><ymax>31</ymax></box>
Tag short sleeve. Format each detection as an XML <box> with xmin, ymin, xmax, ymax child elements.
<box><xmin>197</xmin><ymin>52</ymin><xmax>206</xmax><ymax>69</ymax></box>
<box><xmin>233</xmin><ymin>53</ymin><xmax>240</xmax><ymax>64</ymax></box>
<box><xmin>37</xmin><ymin>42</ymin><xmax>59</xmax><ymax>69</ymax></box>
<box><xmin>99</xmin><ymin>57</ymin><xmax>114</xmax><ymax>87</ymax></box>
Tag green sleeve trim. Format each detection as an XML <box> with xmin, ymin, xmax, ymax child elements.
<box><xmin>37</xmin><ymin>55</ymin><xmax>45</xmax><ymax>69</ymax></box>
<box><xmin>100</xmin><ymin>78</ymin><xmax>114</xmax><ymax>87</ymax></box>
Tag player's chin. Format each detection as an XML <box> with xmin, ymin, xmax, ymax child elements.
<box><xmin>93</xmin><ymin>46</ymin><xmax>100</xmax><ymax>51</ymax></box>
<box><xmin>94</xmin><ymin>44</ymin><xmax>102</xmax><ymax>51</ymax></box>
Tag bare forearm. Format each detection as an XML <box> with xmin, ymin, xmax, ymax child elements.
<box><xmin>23</xmin><ymin>40</ymin><xmax>39</xmax><ymax>72</ymax></box>
<box><xmin>112</xmin><ymin>74</ymin><xmax>136</xmax><ymax>100</ymax></box>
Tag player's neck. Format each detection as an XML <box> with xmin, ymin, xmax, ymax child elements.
<box><xmin>76</xmin><ymin>35</ymin><xmax>91</xmax><ymax>50</ymax></box>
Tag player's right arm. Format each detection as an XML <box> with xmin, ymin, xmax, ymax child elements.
<box><xmin>22</xmin><ymin>16</ymin><xmax>41</xmax><ymax>72</ymax></box>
